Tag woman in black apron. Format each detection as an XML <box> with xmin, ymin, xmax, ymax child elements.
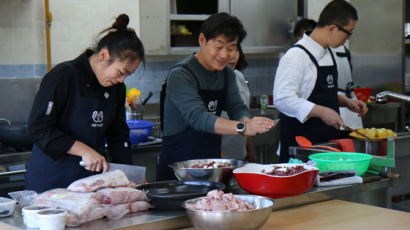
<box><xmin>26</xmin><ymin>14</ymin><xmax>145</xmax><ymax>193</ymax></box>
<box><xmin>279</xmin><ymin>45</ymin><xmax>340</xmax><ymax>163</ymax></box>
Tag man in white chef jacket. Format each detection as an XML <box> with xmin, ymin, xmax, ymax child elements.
<box><xmin>273</xmin><ymin>0</ymin><xmax>368</xmax><ymax>163</ymax></box>
<box><xmin>333</xmin><ymin>44</ymin><xmax>363</xmax><ymax>129</ymax></box>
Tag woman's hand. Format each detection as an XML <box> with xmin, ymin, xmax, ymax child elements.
<box><xmin>68</xmin><ymin>141</ymin><xmax>109</xmax><ymax>172</ymax></box>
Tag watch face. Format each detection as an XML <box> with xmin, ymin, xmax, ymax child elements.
<box><xmin>236</xmin><ymin>122</ymin><xmax>245</xmax><ymax>131</ymax></box>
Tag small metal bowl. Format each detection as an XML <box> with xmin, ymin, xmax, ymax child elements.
<box><xmin>169</xmin><ymin>159</ymin><xmax>244</xmax><ymax>185</ymax></box>
<box><xmin>182</xmin><ymin>194</ymin><xmax>274</xmax><ymax>230</ymax></box>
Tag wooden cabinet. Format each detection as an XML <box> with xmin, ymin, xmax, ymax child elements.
<box><xmin>139</xmin><ymin>0</ymin><xmax>297</xmax><ymax>55</ymax></box>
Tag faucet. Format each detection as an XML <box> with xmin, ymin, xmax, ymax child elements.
<box><xmin>375</xmin><ymin>91</ymin><xmax>410</xmax><ymax>103</ymax></box>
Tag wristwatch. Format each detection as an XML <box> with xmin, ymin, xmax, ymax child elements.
<box><xmin>236</xmin><ymin>121</ymin><xmax>246</xmax><ymax>135</ymax></box>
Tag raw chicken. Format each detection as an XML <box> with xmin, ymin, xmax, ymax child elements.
<box><xmin>67</xmin><ymin>170</ymin><xmax>136</xmax><ymax>192</ymax></box>
<box><xmin>34</xmin><ymin>189</ymin><xmax>107</xmax><ymax>226</ymax></box>
<box><xmin>186</xmin><ymin>190</ymin><xmax>254</xmax><ymax>211</ymax></box>
<box><xmin>96</xmin><ymin>187</ymin><xmax>148</xmax><ymax>204</ymax></box>
<box><xmin>105</xmin><ymin>200</ymin><xmax>151</xmax><ymax>219</ymax></box>
<box><xmin>35</xmin><ymin>186</ymin><xmax>150</xmax><ymax>226</ymax></box>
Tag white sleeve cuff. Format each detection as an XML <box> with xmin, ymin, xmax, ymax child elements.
<box><xmin>297</xmin><ymin>101</ymin><xmax>315</xmax><ymax>123</ymax></box>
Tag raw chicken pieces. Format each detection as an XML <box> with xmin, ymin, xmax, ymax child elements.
<box><xmin>186</xmin><ymin>190</ymin><xmax>254</xmax><ymax>211</ymax></box>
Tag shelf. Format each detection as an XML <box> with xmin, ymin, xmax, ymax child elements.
<box><xmin>169</xmin><ymin>14</ymin><xmax>210</xmax><ymax>21</ymax></box>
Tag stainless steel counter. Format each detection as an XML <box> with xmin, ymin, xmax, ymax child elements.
<box><xmin>0</xmin><ymin>179</ymin><xmax>391</xmax><ymax>230</ymax></box>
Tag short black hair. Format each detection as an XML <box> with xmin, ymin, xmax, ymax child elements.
<box><xmin>200</xmin><ymin>12</ymin><xmax>247</xmax><ymax>44</ymax></box>
<box><xmin>294</xmin><ymin>18</ymin><xmax>317</xmax><ymax>38</ymax></box>
<box><xmin>317</xmin><ymin>0</ymin><xmax>358</xmax><ymax>27</ymax></box>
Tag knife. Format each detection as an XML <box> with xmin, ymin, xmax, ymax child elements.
<box><xmin>79</xmin><ymin>161</ymin><xmax>146</xmax><ymax>184</ymax></box>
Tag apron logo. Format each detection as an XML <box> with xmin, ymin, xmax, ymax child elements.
<box><xmin>91</xmin><ymin>111</ymin><xmax>104</xmax><ymax>127</ymax></box>
<box><xmin>326</xmin><ymin>74</ymin><xmax>335</xmax><ymax>88</ymax></box>
<box><xmin>208</xmin><ymin>100</ymin><xmax>218</xmax><ymax>114</ymax></box>
<box><xmin>104</xmin><ymin>92</ymin><xmax>109</xmax><ymax>99</ymax></box>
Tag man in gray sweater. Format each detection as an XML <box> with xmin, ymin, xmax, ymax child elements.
<box><xmin>158</xmin><ymin>12</ymin><xmax>276</xmax><ymax>181</ymax></box>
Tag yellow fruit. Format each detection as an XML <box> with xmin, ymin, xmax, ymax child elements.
<box><xmin>376</xmin><ymin>129</ymin><xmax>388</xmax><ymax>138</ymax></box>
<box><xmin>127</xmin><ymin>88</ymin><xmax>141</xmax><ymax>104</ymax></box>
<box><xmin>127</xmin><ymin>88</ymin><xmax>141</xmax><ymax>97</ymax></box>
<box><xmin>365</xmin><ymin>129</ymin><xmax>376</xmax><ymax>139</ymax></box>
<box><xmin>357</xmin><ymin>128</ymin><xmax>366</xmax><ymax>135</ymax></box>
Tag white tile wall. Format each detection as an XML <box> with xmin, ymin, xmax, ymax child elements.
<box><xmin>50</xmin><ymin>0</ymin><xmax>140</xmax><ymax>64</ymax></box>
<box><xmin>0</xmin><ymin>0</ymin><xmax>141</xmax><ymax>66</ymax></box>
<box><xmin>0</xmin><ymin>42</ymin><xmax>14</xmax><ymax>65</ymax></box>
<box><xmin>0</xmin><ymin>0</ymin><xmax>12</xmax><ymax>21</ymax></box>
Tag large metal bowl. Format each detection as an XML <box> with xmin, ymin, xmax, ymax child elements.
<box><xmin>182</xmin><ymin>194</ymin><xmax>274</xmax><ymax>230</ymax></box>
<box><xmin>169</xmin><ymin>159</ymin><xmax>244</xmax><ymax>185</ymax></box>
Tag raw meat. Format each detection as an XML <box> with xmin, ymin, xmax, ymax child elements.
<box><xmin>34</xmin><ymin>189</ymin><xmax>107</xmax><ymax>226</ymax></box>
<box><xmin>191</xmin><ymin>161</ymin><xmax>232</xmax><ymax>168</ymax></box>
<box><xmin>96</xmin><ymin>187</ymin><xmax>148</xmax><ymax>204</ymax></box>
<box><xmin>186</xmin><ymin>190</ymin><xmax>254</xmax><ymax>211</ymax></box>
<box><xmin>105</xmin><ymin>200</ymin><xmax>151</xmax><ymax>219</ymax></box>
<box><xmin>262</xmin><ymin>165</ymin><xmax>308</xmax><ymax>176</ymax></box>
<box><xmin>67</xmin><ymin>170</ymin><xmax>136</xmax><ymax>192</ymax></box>
<box><xmin>35</xmin><ymin>188</ymin><xmax>151</xmax><ymax>226</ymax></box>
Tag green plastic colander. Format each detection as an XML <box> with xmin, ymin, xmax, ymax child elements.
<box><xmin>308</xmin><ymin>152</ymin><xmax>373</xmax><ymax>176</ymax></box>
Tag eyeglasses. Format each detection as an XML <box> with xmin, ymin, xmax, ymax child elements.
<box><xmin>335</xmin><ymin>24</ymin><xmax>353</xmax><ymax>36</ymax></box>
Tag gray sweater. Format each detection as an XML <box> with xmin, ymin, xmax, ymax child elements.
<box><xmin>163</xmin><ymin>54</ymin><xmax>251</xmax><ymax>136</ymax></box>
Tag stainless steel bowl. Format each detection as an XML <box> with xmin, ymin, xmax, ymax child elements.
<box><xmin>169</xmin><ymin>159</ymin><xmax>244</xmax><ymax>185</ymax></box>
<box><xmin>182</xmin><ymin>194</ymin><xmax>274</xmax><ymax>230</ymax></box>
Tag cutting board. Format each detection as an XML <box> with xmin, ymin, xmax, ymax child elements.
<box><xmin>181</xmin><ymin>200</ymin><xmax>410</xmax><ymax>230</ymax></box>
<box><xmin>0</xmin><ymin>222</ymin><xmax>20</xmax><ymax>230</ymax></box>
<box><xmin>260</xmin><ymin>200</ymin><xmax>410</xmax><ymax>230</ymax></box>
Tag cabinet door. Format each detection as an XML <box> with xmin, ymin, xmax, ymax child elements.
<box><xmin>230</xmin><ymin>0</ymin><xmax>297</xmax><ymax>53</ymax></box>
<box><xmin>139</xmin><ymin>0</ymin><xmax>168</xmax><ymax>55</ymax></box>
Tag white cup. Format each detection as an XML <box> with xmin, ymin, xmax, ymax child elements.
<box><xmin>37</xmin><ymin>209</ymin><xmax>67</xmax><ymax>230</ymax></box>
<box><xmin>22</xmin><ymin>205</ymin><xmax>50</xmax><ymax>228</ymax></box>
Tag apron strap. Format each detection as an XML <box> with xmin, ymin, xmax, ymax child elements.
<box><xmin>291</xmin><ymin>44</ymin><xmax>319</xmax><ymax>68</ymax></box>
<box><xmin>160</xmin><ymin>64</ymin><xmax>198</xmax><ymax>130</ymax></box>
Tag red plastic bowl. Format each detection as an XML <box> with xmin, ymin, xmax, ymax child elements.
<box><xmin>353</xmin><ymin>88</ymin><xmax>373</xmax><ymax>102</ymax></box>
<box><xmin>233</xmin><ymin>163</ymin><xmax>318</xmax><ymax>198</ymax></box>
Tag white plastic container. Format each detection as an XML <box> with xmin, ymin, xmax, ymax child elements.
<box><xmin>22</xmin><ymin>205</ymin><xmax>50</xmax><ymax>228</ymax></box>
<box><xmin>37</xmin><ymin>209</ymin><xmax>67</xmax><ymax>230</ymax></box>
<box><xmin>0</xmin><ymin>197</ymin><xmax>17</xmax><ymax>217</ymax></box>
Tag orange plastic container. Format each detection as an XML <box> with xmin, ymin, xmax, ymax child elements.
<box><xmin>353</xmin><ymin>88</ymin><xmax>373</xmax><ymax>102</ymax></box>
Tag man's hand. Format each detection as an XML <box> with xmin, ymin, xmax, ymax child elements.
<box><xmin>346</xmin><ymin>99</ymin><xmax>368</xmax><ymax>117</ymax></box>
<box><xmin>310</xmin><ymin>105</ymin><xmax>344</xmax><ymax>129</ymax></box>
<box><xmin>244</xmin><ymin>117</ymin><xmax>277</xmax><ymax>136</ymax></box>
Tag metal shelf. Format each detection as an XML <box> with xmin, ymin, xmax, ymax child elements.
<box><xmin>169</xmin><ymin>14</ymin><xmax>210</xmax><ymax>21</ymax></box>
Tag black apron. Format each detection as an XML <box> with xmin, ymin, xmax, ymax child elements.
<box><xmin>279</xmin><ymin>45</ymin><xmax>340</xmax><ymax>163</ymax></box>
<box><xmin>157</xmin><ymin>64</ymin><xmax>228</xmax><ymax>181</ymax></box>
<box><xmin>26</xmin><ymin>63</ymin><xmax>117</xmax><ymax>193</ymax></box>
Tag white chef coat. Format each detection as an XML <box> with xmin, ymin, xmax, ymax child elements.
<box><xmin>333</xmin><ymin>45</ymin><xmax>363</xmax><ymax>129</ymax></box>
<box><xmin>273</xmin><ymin>34</ymin><xmax>336</xmax><ymax>123</ymax></box>
<box><xmin>221</xmin><ymin>70</ymin><xmax>250</xmax><ymax>160</ymax></box>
